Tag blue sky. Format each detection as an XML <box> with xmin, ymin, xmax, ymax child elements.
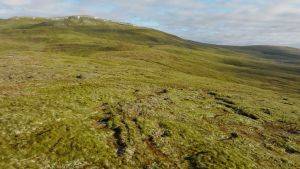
<box><xmin>1</xmin><ymin>0</ymin><xmax>300</xmax><ymax>48</ymax></box>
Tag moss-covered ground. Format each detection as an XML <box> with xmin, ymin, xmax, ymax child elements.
<box><xmin>0</xmin><ymin>16</ymin><xmax>299</xmax><ymax>168</ymax></box>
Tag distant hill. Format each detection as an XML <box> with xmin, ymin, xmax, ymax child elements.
<box><xmin>0</xmin><ymin>16</ymin><xmax>299</xmax><ymax>169</ymax></box>
<box><xmin>229</xmin><ymin>45</ymin><xmax>300</xmax><ymax>64</ymax></box>
<box><xmin>189</xmin><ymin>40</ymin><xmax>300</xmax><ymax>64</ymax></box>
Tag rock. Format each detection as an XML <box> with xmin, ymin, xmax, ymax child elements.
<box><xmin>76</xmin><ymin>74</ymin><xmax>83</xmax><ymax>79</ymax></box>
<box><xmin>262</xmin><ymin>108</ymin><xmax>272</xmax><ymax>115</ymax></box>
<box><xmin>157</xmin><ymin>88</ymin><xmax>168</xmax><ymax>94</ymax></box>
<box><xmin>161</xmin><ymin>130</ymin><xmax>172</xmax><ymax>137</ymax></box>
<box><xmin>208</xmin><ymin>91</ymin><xmax>217</xmax><ymax>96</ymax></box>
<box><xmin>230</xmin><ymin>132</ymin><xmax>238</xmax><ymax>139</ymax></box>
<box><xmin>97</xmin><ymin>117</ymin><xmax>110</xmax><ymax>127</ymax></box>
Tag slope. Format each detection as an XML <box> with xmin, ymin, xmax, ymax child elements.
<box><xmin>0</xmin><ymin>16</ymin><xmax>299</xmax><ymax>168</ymax></box>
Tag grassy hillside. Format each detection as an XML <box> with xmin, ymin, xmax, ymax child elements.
<box><xmin>235</xmin><ymin>45</ymin><xmax>300</xmax><ymax>64</ymax></box>
<box><xmin>0</xmin><ymin>16</ymin><xmax>299</xmax><ymax>168</ymax></box>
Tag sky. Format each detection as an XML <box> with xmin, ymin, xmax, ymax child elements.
<box><xmin>1</xmin><ymin>0</ymin><xmax>300</xmax><ymax>48</ymax></box>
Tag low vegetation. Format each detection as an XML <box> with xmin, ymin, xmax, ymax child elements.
<box><xmin>0</xmin><ymin>16</ymin><xmax>299</xmax><ymax>168</ymax></box>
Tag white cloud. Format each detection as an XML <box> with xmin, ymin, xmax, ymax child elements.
<box><xmin>0</xmin><ymin>0</ymin><xmax>299</xmax><ymax>48</ymax></box>
<box><xmin>1</xmin><ymin>0</ymin><xmax>30</xmax><ymax>6</ymax></box>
